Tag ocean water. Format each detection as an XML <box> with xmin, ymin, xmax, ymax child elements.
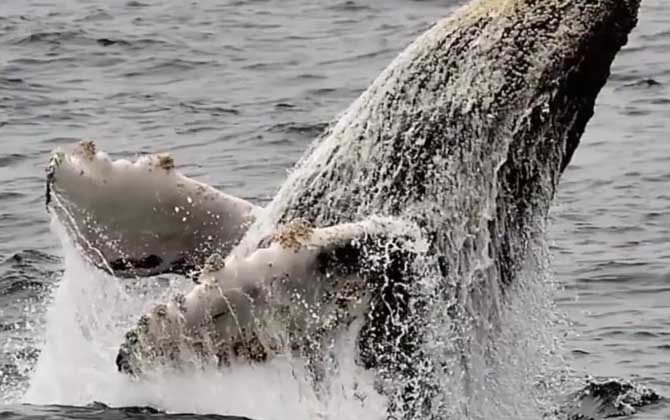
<box><xmin>0</xmin><ymin>0</ymin><xmax>668</xmax><ymax>419</ymax></box>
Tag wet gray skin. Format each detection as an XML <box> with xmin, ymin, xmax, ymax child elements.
<box><xmin>115</xmin><ymin>0</ymin><xmax>640</xmax><ymax>418</ymax></box>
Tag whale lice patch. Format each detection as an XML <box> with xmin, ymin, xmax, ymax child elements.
<box><xmin>273</xmin><ymin>219</ymin><xmax>314</xmax><ymax>251</ymax></box>
<box><xmin>157</xmin><ymin>153</ymin><xmax>175</xmax><ymax>171</ymax></box>
<box><xmin>79</xmin><ymin>140</ymin><xmax>97</xmax><ymax>160</ymax></box>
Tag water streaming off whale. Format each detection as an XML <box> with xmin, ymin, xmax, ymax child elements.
<box><xmin>1</xmin><ymin>0</ymin><xmax>665</xmax><ymax>419</ymax></box>
<box><xmin>231</xmin><ymin>0</ymin><xmax>639</xmax><ymax>417</ymax></box>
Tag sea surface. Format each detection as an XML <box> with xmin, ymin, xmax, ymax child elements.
<box><xmin>0</xmin><ymin>0</ymin><xmax>668</xmax><ymax>419</ymax></box>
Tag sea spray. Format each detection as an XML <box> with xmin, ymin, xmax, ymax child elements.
<box><xmin>24</xmin><ymin>218</ymin><xmax>388</xmax><ymax>420</ymax></box>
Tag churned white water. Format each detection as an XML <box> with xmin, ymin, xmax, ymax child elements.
<box><xmin>20</xmin><ymin>195</ymin><xmax>570</xmax><ymax>420</ymax></box>
<box><xmin>24</xmin><ymin>218</ymin><xmax>388</xmax><ymax>420</ymax></box>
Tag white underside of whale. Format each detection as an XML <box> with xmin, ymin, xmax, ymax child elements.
<box><xmin>48</xmin><ymin>141</ymin><xmax>258</xmax><ymax>277</ymax></box>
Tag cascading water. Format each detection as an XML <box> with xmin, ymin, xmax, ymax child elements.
<box><xmin>23</xmin><ymin>203</ymin><xmax>569</xmax><ymax>420</ymax></box>
<box><xmin>23</xmin><ymin>217</ymin><xmax>390</xmax><ymax>420</ymax></box>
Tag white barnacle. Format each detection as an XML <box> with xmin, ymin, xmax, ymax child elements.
<box><xmin>172</xmin><ymin>293</ymin><xmax>187</xmax><ymax>313</ymax></box>
<box><xmin>155</xmin><ymin>304</ymin><xmax>168</xmax><ymax>318</ymax></box>
<box><xmin>204</xmin><ymin>253</ymin><xmax>226</xmax><ymax>272</ymax></box>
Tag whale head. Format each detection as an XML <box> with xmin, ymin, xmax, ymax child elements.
<box><xmin>264</xmin><ymin>0</ymin><xmax>641</xmax><ymax>280</ymax></box>
<box><xmin>450</xmin><ymin>0</ymin><xmax>640</xmax><ymax>172</ymax></box>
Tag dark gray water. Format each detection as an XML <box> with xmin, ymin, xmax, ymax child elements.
<box><xmin>0</xmin><ymin>0</ymin><xmax>668</xmax><ymax>419</ymax></box>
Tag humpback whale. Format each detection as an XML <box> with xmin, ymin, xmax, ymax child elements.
<box><xmin>45</xmin><ymin>0</ymin><xmax>640</xmax><ymax>417</ymax></box>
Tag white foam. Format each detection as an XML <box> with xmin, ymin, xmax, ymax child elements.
<box><xmin>23</xmin><ymin>219</ymin><xmax>387</xmax><ymax>420</ymax></box>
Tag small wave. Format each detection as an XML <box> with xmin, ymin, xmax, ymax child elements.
<box><xmin>241</xmin><ymin>61</ymin><xmax>293</xmax><ymax>71</ymax></box>
<box><xmin>175</xmin><ymin>126</ymin><xmax>223</xmax><ymax>135</ymax></box>
<box><xmin>2</xmin><ymin>250</ymin><xmax>60</xmax><ymax>268</ymax></box>
<box><xmin>327</xmin><ymin>1</ymin><xmax>373</xmax><ymax>12</ymax></box>
<box><xmin>649</xmin><ymin>97</ymin><xmax>670</xmax><ymax>105</ymax></box>
<box><xmin>7</xmin><ymin>57</ymin><xmax>75</xmax><ymax>67</ymax></box>
<box><xmin>40</xmin><ymin>137</ymin><xmax>82</xmax><ymax>146</ymax></box>
<box><xmin>0</xmin><ymin>280</ymin><xmax>49</xmax><ymax>297</ymax></box>
<box><xmin>0</xmin><ymin>153</ymin><xmax>29</xmax><ymax>168</ymax></box>
<box><xmin>0</xmin><ymin>250</ymin><xmax>61</xmax><ymax>303</ymax></box>
<box><xmin>269</xmin><ymin>121</ymin><xmax>328</xmax><ymax>137</ymax></box>
<box><xmin>0</xmin><ymin>77</ymin><xmax>24</xmax><ymax>85</ymax></box>
<box><xmin>13</xmin><ymin>31</ymin><xmax>84</xmax><ymax>46</ymax></box>
<box><xmin>620</xmin><ymin>78</ymin><xmax>663</xmax><ymax>89</ymax></box>
<box><xmin>0</xmin><ymin>192</ymin><xmax>26</xmax><ymax>203</ymax></box>
<box><xmin>561</xmin><ymin>378</ymin><xmax>663</xmax><ymax>420</ymax></box>
<box><xmin>608</xmin><ymin>71</ymin><xmax>647</xmax><ymax>83</ymax></box>
<box><xmin>179</xmin><ymin>102</ymin><xmax>240</xmax><ymax>116</ymax></box>
<box><xmin>571</xmin><ymin>349</ymin><xmax>591</xmax><ymax>356</ymax></box>
<box><xmin>121</xmin><ymin>58</ymin><xmax>213</xmax><ymax>78</ymax></box>
<box><xmin>126</xmin><ymin>0</ymin><xmax>150</xmax><ymax>7</ymax></box>
<box><xmin>0</xmin><ymin>403</ymin><xmax>254</xmax><ymax>420</ymax></box>
<box><xmin>12</xmin><ymin>29</ymin><xmax>172</xmax><ymax>53</ymax></box>
<box><xmin>640</xmin><ymin>29</ymin><xmax>670</xmax><ymax>41</ymax></box>
<box><xmin>317</xmin><ymin>48</ymin><xmax>396</xmax><ymax>66</ymax></box>
<box><xmin>74</xmin><ymin>10</ymin><xmax>114</xmax><ymax>23</ymax></box>
<box><xmin>294</xmin><ymin>73</ymin><xmax>327</xmax><ymax>81</ymax></box>
<box><xmin>96</xmin><ymin>38</ymin><xmax>131</xmax><ymax>47</ymax></box>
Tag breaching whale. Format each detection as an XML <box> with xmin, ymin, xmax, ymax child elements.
<box><xmin>45</xmin><ymin>0</ymin><xmax>640</xmax><ymax>417</ymax></box>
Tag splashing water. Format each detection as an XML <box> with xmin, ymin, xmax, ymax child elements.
<box><xmin>20</xmin><ymin>198</ymin><xmax>573</xmax><ymax>420</ymax></box>
<box><xmin>422</xmin><ymin>235</ymin><xmax>575</xmax><ymax>419</ymax></box>
<box><xmin>21</xmin><ymin>218</ymin><xmax>390</xmax><ymax>420</ymax></box>
<box><xmin>216</xmin><ymin>0</ymin><xmax>637</xmax><ymax>416</ymax></box>
<box><xmin>12</xmin><ymin>148</ymin><xmax>579</xmax><ymax>420</ymax></box>
<box><xmin>27</xmin><ymin>54</ymin><xmax>569</xmax><ymax>420</ymax></box>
